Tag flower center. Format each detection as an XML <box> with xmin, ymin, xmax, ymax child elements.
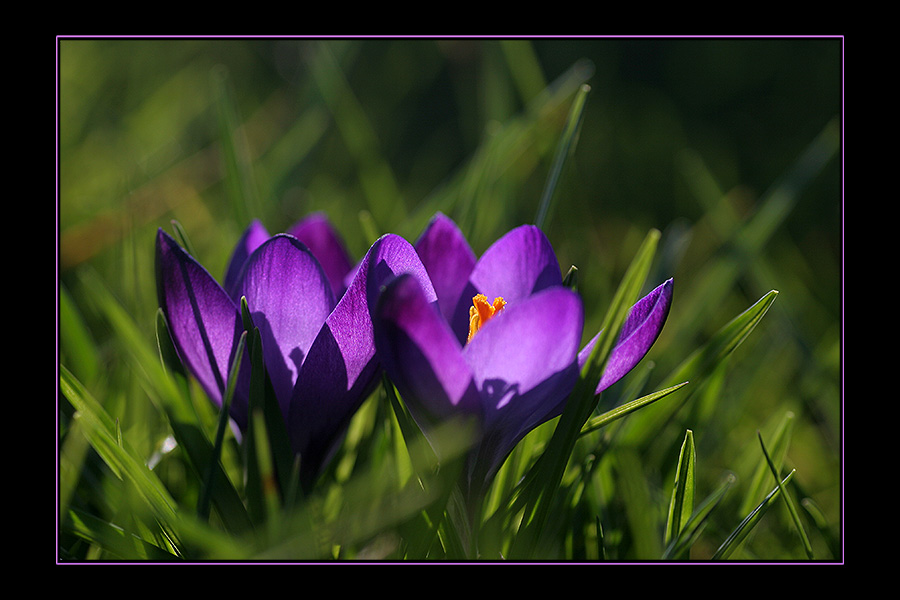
<box><xmin>467</xmin><ymin>293</ymin><xmax>506</xmax><ymax>343</ymax></box>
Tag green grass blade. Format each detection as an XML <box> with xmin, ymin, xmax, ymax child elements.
<box><xmin>59</xmin><ymin>284</ymin><xmax>100</xmax><ymax>386</ymax></box>
<box><xmin>673</xmin><ymin>118</ymin><xmax>838</xmax><ymax>354</ymax></box>
<box><xmin>198</xmin><ymin>331</ymin><xmax>247</xmax><ymax>522</ymax></box>
<box><xmin>580</xmin><ymin>229</ymin><xmax>661</xmax><ymax>388</ymax></box>
<box><xmin>580</xmin><ymin>381</ymin><xmax>690</xmax><ymax>436</ymax></box>
<box><xmin>212</xmin><ymin>65</ymin><xmax>260</xmax><ymax>224</ymax></box>
<box><xmin>661</xmin><ymin>472</ymin><xmax>735</xmax><ymax>559</ymax></box>
<box><xmin>562</xmin><ymin>265</ymin><xmax>578</xmax><ymax>291</ymax></box>
<box><xmin>665</xmin><ymin>429</ymin><xmax>696</xmax><ymax>551</ymax></box>
<box><xmin>798</xmin><ymin>495</ymin><xmax>840</xmax><ymax>559</ymax></box>
<box><xmin>615</xmin><ymin>449</ymin><xmax>662</xmax><ymax>558</ymax></box>
<box><xmin>251</xmin><ymin>403</ymin><xmax>283</xmax><ymax>537</ymax></box>
<box><xmin>242</xmin><ymin>324</ymin><xmax>267</xmax><ymax>523</ymax></box>
<box><xmin>229</xmin><ymin>305</ymin><xmax>288</xmax><ymax>536</ymax></box>
<box><xmin>409</xmin><ymin>58</ymin><xmax>594</xmax><ymax>242</ymax></box>
<box><xmin>64</xmin><ymin>507</ymin><xmax>178</xmax><ymax>561</ymax></box>
<box><xmin>59</xmin><ymin>365</ymin><xmax>182</xmax><ymax>554</ymax></box>
<box><xmin>240</xmin><ymin>297</ymin><xmax>296</xmax><ymax>496</ymax></box>
<box><xmin>383</xmin><ymin>373</ymin><xmax>436</xmax><ymax>483</ymax></box>
<box><xmin>308</xmin><ymin>43</ymin><xmax>404</xmax><ymax>228</ymax></box>
<box><xmin>385</xmin><ymin>374</ymin><xmax>478</xmax><ymax>558</ymax></box>
<box><xmin>740</xmin><ymin>411</ymin><xmax>795</xmax><ymax>515</ymax></box>
<box><xmin>534</xmin><ymin>83</ymin><xmax>590</xmax><ymax>230</ymax></box>
<box><xmin>155</xmin><ymin>308</ymin><xmax>189</xmax><ymax>383</ymax></box>
<box><xmin>758</xmin><ymin>431</ymin><xmax>814</xmax><ymax>558</ymax></box>
<box><xmin>665</xmin><ymin>289</ymin><xmax>780</xmax><ymax>389</ymax></box>
<box><xmin>713</xmin><ymin>470</ymin><xmax>796</xmax><ymax>560</ymax></box>
<box><xmin>168</xmin><ymin>219</ymin><xmax>197</xmax><ymax>259</ymax></box>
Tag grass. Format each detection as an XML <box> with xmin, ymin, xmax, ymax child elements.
<box><xmin>57</xmin><ymin>37</ymin><xmax>842</xmax><ymax>562</ymax></box>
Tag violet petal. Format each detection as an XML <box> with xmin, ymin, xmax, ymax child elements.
<box><xmin>414</xmin><ymin>212</ymin><xmax>477</xmax><ymax>334</ymax></box>
<box><xmin>578</xmin><ymin>278</ymin><xmax>674</xmax><ymax>395</ymax></box>
<box><xmin>156</xmin><ymin>229</ymin><xmax>249</xmax><ymax>429</ymax></box>
<box><xmin>468</xmin><ymin>224</ymin><xmax>562</xmax><ymax>303</ymax></box>
<box><xmin>234</xmin><ymin>234</ymin><xmax>336</xmax><ymax>420</ymax></box>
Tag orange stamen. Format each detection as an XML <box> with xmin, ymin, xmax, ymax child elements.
<box><xmin>467</xmin><ymin>294</ymin><xmax>506</xmax><ymax>343</ymax></box>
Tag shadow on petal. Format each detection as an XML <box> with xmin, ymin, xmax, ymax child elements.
<box><xmin>289</xmin><ymin>321</ymin><xmax>381</xmax><ymax>489</ymax></box>
<box><xmin>247</xmin><ymin>310</ymin><xmax>305</xmax><ymax>421</ymax></box>
<box><xmin>465</xmin><ymin>363</ymin><xmax>579</xmax><ymax>500</ymax></box>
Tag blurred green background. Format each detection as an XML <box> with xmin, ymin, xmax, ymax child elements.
<box><xmin>58</xmin><ymin>37</ymin><xmax>842</xmax><ymax>560</ymax></box>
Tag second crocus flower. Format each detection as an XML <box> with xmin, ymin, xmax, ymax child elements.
<box><xmin>374</xmin><ymin>213</ymin><xmax>673</xmax><ymax>503</ymax></box>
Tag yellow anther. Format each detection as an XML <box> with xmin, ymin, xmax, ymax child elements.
<box><xmin>467</xmin><ymin>294</ymin><xmax>506</xmax><ymax>343</ymax></box>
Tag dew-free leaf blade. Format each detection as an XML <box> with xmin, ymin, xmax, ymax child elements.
<box><xmin>240</xmin><ymin>297</ymin><xmax>296</xmax><ymax>499</ymax></box>
<box><xmin>534</xmin><ymin>83</ymin><xmax>590</xmax><ymax>230</ymax></box>
<box><xmin>198</xmin><ymin>330</ymin><xmax>247</xmax><ymax>522</ymax></box>
<box><xmin>665</xmin><ymin>429</ymin><xmax>695</xmax><ymax>551</ymax></box>
<box><xmin>665</xmin><ymin>289</ymin><xmax>779</xmax><ymax>389</ymax></box>
<box><xmin>661</xmin><ymin>472</ymin><xmax>735</xmax><ymax>559</ymax></box>
<box><xmin>740</xmin><ymin>411</ymin><xmax>795</xmax><ymax>515</ymax></box>
<box><xmin>59</xmin><ymin>283</ymin><xmax>100</xmax><ymax>385</ymax></box>
<box><xmin>580</xmin><ymin>381</ymin><xmax>689</xmax><ymax>436</ymax></box>
<box><xmin>169</xmin><ymin>218</ymin><xmax>197</xmax><ymax>259</ymax></box>
<box><xmin>409</xmin><ymin>58</ymin><xmax>595</xmax><ymax>243</ymax></box>
<box><xmin>713</xmin><ymin>470</ymin><xmax>795</xmax><ymax>560</ymax></box>
<box><xmin>64</xmin><ymin>507</ymin><xmax>178</xmax><ymax>561</ymax></box>
<box><xmin>212</xmin><ymin>65</ymin><xmax>260</xmax><ymax>225</ymax></box>
<box><xmin>243</xmin><ymin>324</ymin><xmax>267</xmax><ymax>524</ymax></box>
<box><xmin>758</xmin><ymin>431</ymin><xmax>814</xmax><ymax>558</ymax></box>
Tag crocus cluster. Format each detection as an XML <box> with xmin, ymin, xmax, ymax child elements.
<box><xmin>156</xmin><ymin>213</ymin><xmax>434</xmax><ymax>487</ymax></box>
<box><xmin>156</xmin><ymin>212</ymin><xmax>672</xmax><ymax>501</ymax></box>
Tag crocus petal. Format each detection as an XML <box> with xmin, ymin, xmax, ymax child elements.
<box><xmin>578</xmin><ymin>278</ymin><xmax>674</xmax><ymax>395</ymax></box>
<box><xmin>289</xmin><ymin>233</ymin><xmax>435</xmax><ymax>484</ymax></box>
<box><xmin>374</xmin><ymin>273</ymin><xmax>482</xmax><ymax>426</ymax></box>
<box><xmin>223</xmin><ymin>220</ymin><xmax>270</xmax><ymax>299</ymax></box>
<box><xmin>234</xmin><ymin>234</ymin><xmax>336</xmax><ymax>420</ymax></box>
<box><xmin>156</xmin><ymin>229</ymin><xmax>249</xmax><ymax>428</ymax></box>
<box><xmin>465</xmin><ymin>286</ymin><xmax>583</xmax><ymax>420</ymax></box>
<box><xmin>462</xmin><ymin>287</ymin><xmax>583</xmax><ymax>488</ymax></box>
<box><xmin>467</xmin><ymin>223</ymin><xmax>563</xmax><ymax>308</ymax></box>
<box><xmin>414</xmin><ymin>212</ymin><xmax>477</xmax><ymax>332</ymax></box>
<box><xmin>287</xmin><ymin>212</ymin><xmax>354</xmax><ymax>300</ymax></box>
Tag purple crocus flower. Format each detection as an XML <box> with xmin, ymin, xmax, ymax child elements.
<box><xmin>374</xmin><ymin>213</ymin><xmax>673</xmax><ymax>502</ymax></box>
<box><xmin>156</xmin><ymin>218</ymin><xmax>433</xmax><ymax>487</ymax></box>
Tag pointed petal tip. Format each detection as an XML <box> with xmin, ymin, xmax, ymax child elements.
<box><xmin>156</xmin><ymin>226</ymin><xmax>174</xmax><ymax>247</ymax></box>
<box><xmin>579</xmin><ymin>277</ymin><xmax>675</xmax><ymax>396</ymax></box>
